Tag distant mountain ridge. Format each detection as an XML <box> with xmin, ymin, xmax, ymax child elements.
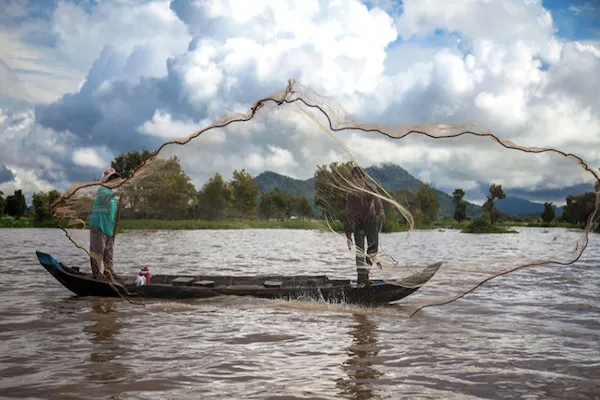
<box><xmin>253</xmin><ymin>164</ymin><xmax>579</xmax><ymax>218</ymax></box>
<box><xmin>495</xmin><ymin>197</ymin><xmax>564</xmax><ymax>217</ymax></box>
<box><xmin>252</xmin><ymin>171</ymin><xmax>315</xmax><ymax>199</ymax></box>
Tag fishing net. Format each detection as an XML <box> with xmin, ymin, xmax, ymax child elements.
<box><xmin>51</xmin><ymin>79</ymin><xmax>600</xmax><ymax>316</ymax></box>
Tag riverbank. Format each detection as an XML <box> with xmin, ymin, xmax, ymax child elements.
<box><xmin>461</xmin><ymin>219</ymin><xmax>519</xmax><ymax>234</ymax></box>
<box><xmin>428</xmin><ymin>220</ymin><xmax>582</xmax><ymax>230</ymax></box>
<box><xmin>119</xmin><ymin>219</ymin><xmax>336</xmax><ymax>231</ymax></box>
<box><xmin>0</xmin><ymin>217</ymin><xmax>60</xmax><ymax>228</ymax></box>
<box><xmin>1</xmin><ymin>216</ymin><xmax>586</xmax><ymax>231</ymax></box>
<box><xmin>0</xmin><ymin>217</ymin><xmax>338</xmax><ymax>231</ymax></box>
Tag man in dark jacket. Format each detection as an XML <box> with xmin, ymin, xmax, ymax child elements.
<box><xmin>344</xmin><ymin>166</ymin><xmax>386</xmax><ymax>286</ymax></box>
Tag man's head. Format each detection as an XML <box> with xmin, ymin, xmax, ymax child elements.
<box><xmin>100</xmin><ymin>167</ymin><xmax>121</xmax><ymax>183</ymax></box>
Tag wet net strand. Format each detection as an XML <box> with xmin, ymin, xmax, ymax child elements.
<box><xmin>49</xmin><ymin>79</ymin><xmax>600</xmax><ymax>316</ymax></box>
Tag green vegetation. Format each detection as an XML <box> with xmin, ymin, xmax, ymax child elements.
<box><xmin>0</xmin><ymin>216</ymin><xmax>39</xmax><ymax>228</ymax></box>
<box><xmin>312</xmin><ymin>161</ymin><xmax>440</xmax><ymax>230</ymax></box>
<box><xmin>2</xmin><ymin>150</ymin><xmax>599</xmax><ymax>234</ymax></box>
<box><xmin>400</xmin><ymin>183</ymin><xmax>440</xmax><ymax>226</ymax></box>
<box><xmin>497</xmin><ymin>220</ymin><xmax>580</xmax><ymax>228</ymax></box>
<box><xmin>452</xmin><ymin>189</ymin><xmax>467</xmax><ymax>223</ymax></box>
<box><xmin>230</xmin><ymin>169</ymin><xmax>260</xmax><ymax>219</ymax></box>
<box><xmin>32</xmin><ymin>190</ymin><xmax>61</xmax><ymax>222</ymax></box>
<box><xmin>482</xmin><ymin>183</ymin><xmax>506</xmax><ymax>225</ymax></box>
<box><xmin>3</xmin><ymin>189</ymin><xmax>27</xmax><ymax>219</ymax></box>
<box><xmin>540</xmin><ymin>202</ymin><xmax>555</xmax><ymax>223</ymax></box>
<box><xmin>561</xmin><ymin>192</ymin><xmax>596</xmax><ymax>225</ymax></box>
<box><xmin>194</xmin><ymin>172</ymin><xmax>232</xmax><ymax>220</ymax></box>
<box><xmin>262</xmin><ymin>162</ymin><xmax>483</xmax><ymax>218</ymax></box>
<box><xmin>0</xmin><ymin>216</ymin><xmax>69</xmax><ymax>228</ymax></box>
<box><xmin>462</xmin><ymin>184</ymin><xmax>517</xmax><ymax>234</ymax></box>
<box><xmin>111</xmin><ymin>148</ymin><xmax>153</xmax><ymax>179</ymax></box>
<box><xmin>119</xmin><ymin>156</ymin><xmax>196</xmax><ymax>220</ymax></box>
<box><xmin>0</xmin><ymin>214</ymin><xmax>585</xmax><ymax>232</ymax></box>
<box><xmin>254</xmin><ymin>171</ymin><xmax>315</xmax><ymax>199</ymax></box>
<box><xmin>118</xmin><ymin>218</ymin><xmax>332</xmax><ymax>231</ymax></box>
<box><xmin>0</xmin><ymin>191</ymin><xmax>5</xmax><ymax>217</ymax></box>
<box><xmin>313</xmin><ymin>161</ymin><xmax>355</xmax><ymax>221</ymax></box>
<box><xmin>259</xmin><ymin>188</ymin><xmax>313</xmax><ymax>220</ymax></box>
<box><xmin>461</xmin><ymin>218</ymin><xmax>518</xmax><ymax>234</ymax></box>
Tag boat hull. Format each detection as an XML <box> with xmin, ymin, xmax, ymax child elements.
<box><xmin>36</xmin><ymin>251</ymin><xmax>442</xmax><ymax>306</ymax></box>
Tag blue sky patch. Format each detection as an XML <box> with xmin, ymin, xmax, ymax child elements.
<box><xmin>543</xmin><ymin>0</ymin><xmax>600</xmax><ymax>41</ymax></box>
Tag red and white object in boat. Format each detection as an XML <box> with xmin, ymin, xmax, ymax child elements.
<box><xmin>134</xmin><ymin>266</ymin><xmax>152</xmax><ymax>286</ymax></box>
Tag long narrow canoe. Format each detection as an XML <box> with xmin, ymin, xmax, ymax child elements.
<box><xmin>36</xmin><ymin>251</ymin><xmax>442</xmax><ymax>306</ymax></box>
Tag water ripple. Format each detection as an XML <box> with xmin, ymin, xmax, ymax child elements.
<box><xmin>0</xmin><ymin>227</ymin><xmax>599</xmax><ymax>399</ymax></box>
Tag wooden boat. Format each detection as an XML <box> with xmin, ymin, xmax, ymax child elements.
<box><xmin>36</xmin><ymin>251</ymin><xmax>443</xmax><ymax>306</ymax></box>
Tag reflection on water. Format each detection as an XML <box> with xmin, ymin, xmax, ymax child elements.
<box><xmin>0</xmin><ymin>228</ymin><xmax>599</xmax><ymax>399</ymax></box>
<box><xmin>337</xmin><ymin>314</ymin><xmax>382</xmax><ymax>400</ymax></box>
<box><xmin>82</xmin><ymin>298</ymin><xmax>128</xmax><ymax>383</ymax></box>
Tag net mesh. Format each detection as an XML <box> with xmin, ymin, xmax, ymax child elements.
<box><xmin>51</xmin><ymin>79</ymin><xmax>600</xmax><ymax>316</ymax></box>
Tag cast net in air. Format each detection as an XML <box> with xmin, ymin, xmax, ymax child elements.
<box><xmin>51</xmin><ymin>79</ymin><xmax>600</xmax><ymax>316</ymax></box>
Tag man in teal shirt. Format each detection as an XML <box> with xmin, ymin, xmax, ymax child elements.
<box><xmin>90</xmin><ymin>168</ymin><xmax>124</xmax><ymax>281</ymax></box>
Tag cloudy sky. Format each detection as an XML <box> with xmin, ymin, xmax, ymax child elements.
<box><xmin>1</xmin><ymin>0</ymin><xmax>599</xmax><ymax>204</ymax></box>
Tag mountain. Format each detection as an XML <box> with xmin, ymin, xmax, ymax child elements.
<box><xmin>253</xmin><ymin>164</ymin><xmax>581</xmax><ymax>218</ymax></box>
<box><xmin>495</xmin><ymin>197</ymin><xmax>564</xmax><ymax>217</ymax></box>
<box><xmin>489</xmin><ymin>183</ymin><xmax>594</xmax><ymax>204</ymax></box>
<box><xmin>366</xmin><ymin>164</ymin><xmax>483</xmax><ymax>217</ymax></box>
<box><xmin>253</xmin><ymin>171</ymin><xmax>315</xmax><ymax>198</ymax></box>
<box><xmin>253</xmin><ymin>164</ymin><xmax>483</xmax><ymax>217</ymax></box>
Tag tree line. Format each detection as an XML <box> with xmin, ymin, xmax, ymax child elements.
<box><xmin>453</xmin><ymin>181</ymin><xmax>599</xmax><ymax>227</ymax></box>
<box><xmin>452</xmin><ymin>183</ymin><xmax>506</xmax><ymax>226</ymax></box>
<box><xmin>0</xmin><ymin>190</ymin><xmax>27</xmax><ymax>219</ymax></box>
<box><xmin>314</xmin><ymin>161</ymin><xmax>600</xmax><ymax>229</ymax></box>
<box><xmin>0</xmin><ymin>189</ymin><xmax>62</xmax><ymax>222</ymax></box>
<box><xmin>1</xmin><ymin>150</ymin><xmax>598</xmax><ymax>229</ymax></box>
<box><xmin>190</xmin><ymin>170</ymin><xmax>313</xmax><ymax>221</ymax></box>
<box><xmin>98</xmin><ymin>151</ymin><xmax>315</xmax><ymax>222</ymax></box>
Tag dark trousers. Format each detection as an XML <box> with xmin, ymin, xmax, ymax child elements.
<box><xmin>353</xmin><ymin>220</ymin><xmax>379</xmax><ymax>284</ymax></box>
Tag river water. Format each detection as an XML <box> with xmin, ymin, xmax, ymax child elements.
<box><xmin>1</xmin><ymin>227</ymin><xmax>599</xmax><ymax>399</ymax></box>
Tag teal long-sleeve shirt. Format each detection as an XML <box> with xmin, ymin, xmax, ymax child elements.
<box><xmin>90</xmin><ymin>186</ymin><xmax>118</xmax><ymax>237</ymax></box>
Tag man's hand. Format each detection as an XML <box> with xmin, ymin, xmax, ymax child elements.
<box><xmin>345</xmin><ymin>232</ymin><xmax>353</xmax><ymax>250</ymax></box>
<box><xmin>379</xmin><ymin>212</ymin><xmax>387</xmax><ymax>224</ymax></box>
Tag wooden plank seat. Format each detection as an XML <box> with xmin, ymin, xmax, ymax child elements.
<box><xmin>263</xmin><ymin>280</ymin><xmax>284</xmax><ymax>288</ymax></box>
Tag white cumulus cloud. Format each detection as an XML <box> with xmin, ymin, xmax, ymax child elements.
<box><xmin>0</xmin><ymin>0</ymin><xmax>599</xmax><ymax>203</ymax></box>
<box><xmin>72</xmin><ymin>148</ymin><xmax>108</xmax><ymax>169</ymax></box>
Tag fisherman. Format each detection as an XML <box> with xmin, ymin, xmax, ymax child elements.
<box><xmin>344</xmin><ymin>166</ymin><xmax>386</xmax><ymax>287</ymax></box>
<box><xmin>89</xmin><ymin>167</ymin><xmax>127</xmax><ymax>282</ymax></box>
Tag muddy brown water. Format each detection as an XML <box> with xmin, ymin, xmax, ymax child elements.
<box><xmin>1</xmin><ymin>227</ymin><xmax>599</xmax><ymax>399</ymax></box>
